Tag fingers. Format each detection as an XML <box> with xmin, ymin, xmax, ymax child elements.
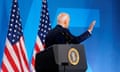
<box><xmin>90</xmin><ymin>20</ymin><xmax>96</xmax><ymax>28</ymax></box>
<box><xmin>91</xmin><ymin>20</ymin><xmax>96</xmax><ymax>26</ymax></box>
<box><xmin>88</xmin><ymin>20</ymin><xmax>96</xmax><ymax>33</ymax></box>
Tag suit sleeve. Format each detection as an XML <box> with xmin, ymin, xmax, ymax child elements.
<box><xmin>70</xmin><ymin>31</ymin><xmax>91</xmax><ymax>44</ymax></box>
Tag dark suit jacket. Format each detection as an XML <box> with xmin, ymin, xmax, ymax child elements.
<box><xmin>45</xmin><ymin>25</ymin><xmax>91</xmax><ymax>48</ymax></box>
<box><xmin>35</xmin><ymin>25</ymin><xmax>91</xmax><ymax>72</ymax></box>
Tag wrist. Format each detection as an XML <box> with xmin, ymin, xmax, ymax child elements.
<box><xmin>88</xmin><ymin>29</ymin><xmax>92</xmax><ymax>34</ymax></box>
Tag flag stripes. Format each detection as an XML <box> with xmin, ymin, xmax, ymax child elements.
<box><xmin>1</xmin><ymin>0</ymin><xmax>29</xmax><ymax>72</ymax></box>
<box><xmin>30</xmin><ymin>0</ymin><xmax>51</xmax><ymax>71</ymax></box>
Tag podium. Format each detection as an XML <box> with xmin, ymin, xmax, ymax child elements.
<box><xmin>35</xmin><ymin>44</ymin><xmax>87</xmax><ymax>72</ymax></box>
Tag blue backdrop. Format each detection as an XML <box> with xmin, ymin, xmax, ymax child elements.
<box><xmin>0</xmin><ymin>0</ymin><xmax>120</xmax><ymax>72</ymax></box>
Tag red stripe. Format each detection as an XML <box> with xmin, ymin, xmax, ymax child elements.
<box><xmin>35</xmin><ymin>43</ymin><xmax>41</xmax><ymax>53</ymax></box>
<box><xmin>31</xmin><ymin>43</ymin><xmax>40</xmax><ymax>69</ymax></box>
<box><xmin>4</xmin><ymin>46</ymin><xmax>19</xmax><ymax>72</ymax></box>
<box><xmin>31</xmin><ymin>42</ymin><xmax>41</xmax><ymax>68</ymax></box>
<box><xmin>13</xmin><ymin>44</ymin><xmax>24</xmax><ymax>72</ymax></box>
<box><xmin>31</xmin><ymin>39</ymin><xmax>45</xmax><ymax>70</ymax></box>
<box><xmin>1</xmin><ymin>62</ymin><xmax>8</xmax><ymax>72</ymax></box>
<box><xmin>19</xmin><ymin>38</ymin><xmax>29</xmax><ymax>71</ymax></box>
<box><xmin>32</xmin><ymin>57</ymin><xmax>35</xmax><ymax>66</ymax></box>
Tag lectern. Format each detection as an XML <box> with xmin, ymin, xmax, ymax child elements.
<box><xmin>35</xmin><ymin>44</ymin><xmax>87</xmax><ymax>72</ymax></box>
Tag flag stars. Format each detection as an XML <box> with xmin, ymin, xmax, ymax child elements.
<box><xmin>8</xmin><ymin>33</ymin><xmax>11</xmax><ymax>36</ymax></box>
<box><xmin>42</xmin><ymin>19</ymin><xmax>45</xmax><ymax>22</ymax></box>
<box><xmin>46</xmin><ymin>16</ymin><xmax>48</xmax><ymax>19</ymax></box>
<box><xmin>43</xmin><ymin>5</ymin><xmax>46</xmax><ymax>8</ymax></box>
<box><xmin>40</xmin><ymin>33</ymin><xmax>43</xmax><ymax>36</ymax></box>
<box><xmin>13</xmin><ymin>34</ymin><xmax>16</xmax><ymax>37</ymax></box>
<box><xmin>14</xmin><ymin>5</ymin><xmax>16</xmax><ymax>8</ymax></box>
<box><xmin>16</xmin><ymin>15</ymin><xmax>19</xmax><ymax>18</ymax></box>
<box><xmin>44</xmin><ymin>30</ymin><xmax>46</xmax><ymax>33</ymax></box>
<box><xmin>43</xmin><ymin>0</ymin><xmax>46</xmax><ymax>3</ymax></box>
<box><xmin>7</xmin><ymin>0</ymin><xmax>24</xmax><ymax>44</ymax></box>
<box><xmin>17</xmin><ymin>36</ymin><xmax>19</xmax><ymax>39</ymax></box>
<box><xmin>41</xmin><ymin>24</ymin><xmax>44</xmax><ymax>27</ymax></box>
<box><xmin>11</xmin><ymin>19</ymin><xmax>14</xmax><ymax>22</ymax></box>
<box><xmin>44</xmin><ymin>25</ymin><xmax>47</xmax><ymax>28</ymax></box>
<box><xmin>12</xmin><ymin>39</ymin><xmax>15</xmax><ymax>42</ymax></box>
<box><xmin>38</xmin><ymin>0</ymin><xmax>51</xmax><ymax>44</ymax></box>
<box><xmin>4</xmin><ymin>0</ymin><xmax>29</xmax><ymax>69</ymax></box>
<box><xmin>13</xmin><ymin>9</ymin><xmax>16</xmax><ymax>12</ymax></box>
<box><xmin>9</xmin><ymin>28</ymin><xmax>12</xmax><ymax>31</ymax></box>
<box><xmin>10</xmin><ymin>24</ymin><xmax>13</xmax><ymax>27</ymax></box>
<box><xmin>48</xmin><ymin>28</ymin><xmax>51</xmax><ymax>30</ymax></box>
<box><xmin>41</xmin><ymin>28</ymin><xmax>43</xmax><ymax>31</ymax></box>
<box><xmin>43</xmin><ymin>14</ymin><xmax>45</xmax><ymax>17</ymax></box>
<box><xmin>15</xmin><ymin>20</ymin><xmax>18</xmax><ymax>23</ymax></box>
<box><xmin>12</xmin><ymin>14</ymin><xmax>15</xmax><ymax>17</ymax></box>
<box><xmin>43</xmin><ymin>39</ymin><xmax>45</xmax><ymax>42</ymax></box>
<box><xmin>18</xmin><ymin>23</ymin><xmax>21</xmax><ymax>26</ymax></box>
<box><xmin>45</xmin><ymin>21</ymin><xmax>47</xmax><ymax>23</ymax></box>
<box><xmin>43</xmin><ymin>35</ymin><xmax>46</xmax><ymax>37</ymax></box>
<box><xmin>15</xmin><ymin>25</ymin><xmax>18</xmax><ymax>28</ymax></box>
<box><xmin>46</xmin><ymin>12</ymin><xmax>48</xmax><ymax>15</ymax></box>
<box><xmin>14</xmin><ymin>0</ymin><xmax>17</xmax><ymax>3</ymax></box>
<box><xmin>14</xmin><ymin>30</ymin><xmax>17</xmax><ymax>32</ymax></box>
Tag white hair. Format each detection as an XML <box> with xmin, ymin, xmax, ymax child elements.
<box><xmin>57</xmin><ymin>13</ymin><xmax>69</xmax><ymax>24</ymax></box>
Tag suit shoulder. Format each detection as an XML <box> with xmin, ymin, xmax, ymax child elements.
<box><xmin>46</xmin><ymin>28</ymin><xmax>60</xmax><ymax>37</ymax></box>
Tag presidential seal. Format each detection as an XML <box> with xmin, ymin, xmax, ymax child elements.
<box><xmin>68</xmin><ymin>48</ymin><xmax>80</xmax><ymax>65</ymax></box>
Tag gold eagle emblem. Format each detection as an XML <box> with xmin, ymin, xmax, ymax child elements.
<box><xmin>68</xmin><ymin>48</ymin><xmax>80</xmax><ymax>65</ymax></box>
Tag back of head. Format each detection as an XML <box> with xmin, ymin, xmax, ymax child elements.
<box><xmin>57</xmin><ymin>13</ymin><xmax>70</xmax><ymax>28</ymax></box>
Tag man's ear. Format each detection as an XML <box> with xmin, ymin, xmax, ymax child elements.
<box><xmin>64</xmin><ymin>19</ymin><xmax>68</xmax><ymax>27</ymax></box>
<box><xmin>65</xmin><ymin>18</ymin><xmax>69</xmax><ymax>26</ymax></box>
<box><xmin>64</xmin><ymin>19</ymin><xmax>67</xmax><ymax>25</ymax></box>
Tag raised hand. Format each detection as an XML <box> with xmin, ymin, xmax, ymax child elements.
<box><xmin>88</xmin><ymin>20</ymin><xmax>96</xmax><ymax>33</ymax></box>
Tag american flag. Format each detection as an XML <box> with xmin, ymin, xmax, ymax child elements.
<box><xmin>30</xmin><ymin>0</ymin><xmax>51</xmax><ymax>72</ymax></box>
<box><xmin>1</xmin><ymin>0</ymin><xmax>29</xmax><ymax>72</ymax></box>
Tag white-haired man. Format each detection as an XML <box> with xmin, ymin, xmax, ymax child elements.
<box><xmin>35</xmin><ymin>12</ymin><xmax>96</xmax><ymax>72</ymax></box>
<box><xmin>45</xmin><ymin>13</ymin><xmax>96</xmax><ymax>48</ymax></box>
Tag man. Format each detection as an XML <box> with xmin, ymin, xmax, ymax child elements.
<box><xmin>45</xmin><ymin>13</ymin><xmax>96</xmax><ymax>48</ymax></box>
<box><xmin>35</xmin><ymin>13</ymin><xmax>96</xmax><ymax>72</ymax></box>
